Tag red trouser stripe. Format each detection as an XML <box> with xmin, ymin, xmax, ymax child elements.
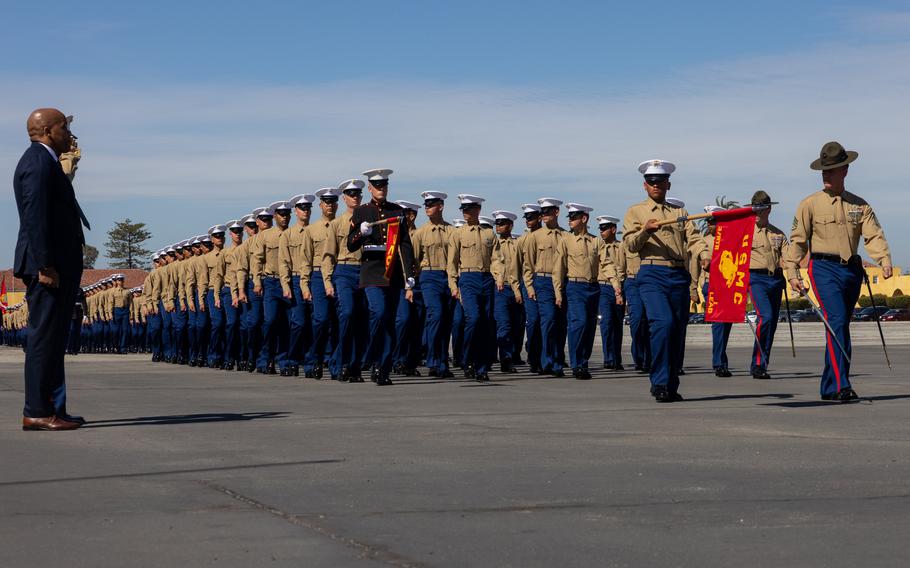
<box><xmin>752</xmin><ymin>292</ymin><xmax>763</xmax><ymax>367</ymax></box>
<box><xmin>808</xmin><ymin>260</ymin><xmax>842</xmax><ymax>390</ymax></box>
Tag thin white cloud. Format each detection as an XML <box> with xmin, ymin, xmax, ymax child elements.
<box><xmin>1</xmin><ymin>40</ymin><xmax>909</xmax><ymax>266</ymax></box>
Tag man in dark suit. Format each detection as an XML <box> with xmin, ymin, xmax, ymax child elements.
<box><xmin>13</xmin><ymin>108</ymin><xmax>91</xmax><ymax>431</ymax></box>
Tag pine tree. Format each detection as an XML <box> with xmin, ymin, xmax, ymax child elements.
<box><xmin>105</xmin><ymin>219</ymin><xmax>152</xmax><ymax>269</ymax></box>
<box><xmin>83</xmin><ymin>244</ymin><xmax>99</xmax><ymax>269</ymax></box>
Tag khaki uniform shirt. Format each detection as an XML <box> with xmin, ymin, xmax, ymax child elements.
<box><xmin>223</xmin><ymin>245</ymin><xmax>241</xmax><ymax>301</ymax></box>
<box><xmin>497</xmin><ymin>234</ymin><xmax>523</xmax><ymax>297</ymax></box>
<box><xmin>194</xmin><ymin>253</ymin><xmax>210</xmax><ymax>296</ymax></box>
<box><xmin>446</xmin><ymin>224</ymin><xmax>505</xmax><ymax>296</ymax></box>
<box><xmin>598</xmin><ymin>240</ymin><xmax>624</xmax><ymax>286</ymax></box>
<box><xmin>234</xmin><ymin>237</ymin><xmax>255</xmax><ymax>292</ymax></box>
<box><xmin>783</xmin><ymin>189</ymin><xmax>891</xmax><ymax>280</ymax></box>
<box><xmin>521</xmin><ymin>226</ymin><xmax>566</xmax><ymax>295</ymax></box>
<box><xmin>100</xmin><ymin>288</ymin><xmax>114</xmax><ymax>320</ymax></box>
<box><xmin>322</xmin><ymin>211</ymin><xmax>361</xmax><ymax>289</ymax></box>
<box><xmin>553</xmin><ymin>231</ymin><xmax>601</xmax><ymax>297</ymax></box>
<box><xmin>624</xmin><ymin>242</ymin><xmax>641</xmax><ymax>278</ymax></box>
<box><xmin>112</xmin><ymin>287</ymin><xmax>131</xmax><ymax>309</ymax></box>
<box><xmin>411</xmin><ymin>221</ymin><xmax>452</xmax><ymax>272</ymax></box>
<box><xmin>299</xmin><ymin>219</ymin><xmax>332</xmax><ymax>292</ymax></box>
<box><xmin>279</xmin><ymin>223</ymin><xmax>308</xmax><ymax>295</ymax></box>
<box><xmin>251</xmin><ymin>227</ymin><xmax>285</xmax><ymax>286</ymax></box>
<box><xmin>205</xmin><ymin>248</ymin><xmax>225</xmax><ymax>291</ymax></box>
<box><xmin>622</xmin><ymin>197</ymin><xmax>708</xmax><ymax>267</ymax></box>
<box><xmin>750</xmin><ymin>223</ymin><xmax>788</xmax><ymax>272</ymax></box>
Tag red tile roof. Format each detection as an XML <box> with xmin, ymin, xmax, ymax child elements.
<box><xmin>1</xmin><ymin>268</ymin><xmax>149</xmax><ymax>291</ymax></box>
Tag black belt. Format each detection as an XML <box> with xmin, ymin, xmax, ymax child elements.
<box><xmin>749</xmin><ymin>268</ymin><xmax>783</xmax><ymax>277</ymax></box>
<box><xmin>810</xmin><ymin>253</ymin><xmax>861</xmax><ymax>266</ymax></box>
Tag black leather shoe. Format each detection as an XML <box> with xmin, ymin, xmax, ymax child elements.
<box><xmin>439</xmin><ymin>369</ymin><xmax>454</xmax><ymax>378</ymax></box>
<box><xmin>822</xmin><ymin>388</ymin><xmax>859</xmax><ymax>402</ymax></box>
<box><xmin>613</xmin><ymin>364</ymin><xmax>624</xmax><ymax>371</ymax></box>
<box><xmin>402</xmin><ymin>367</ymin><xmax>421</xmax><ymax>377</ymax></box>
<box><xmin>751</xmin><ymin>370</ymin><xmax>772</xmax><ymax>380</ymax></box>
<box><xmin>714</xmin><ymin>367</ymin><xmax>732</xmax><ymax>378</ymax></box>
<box><xmin>500</xmin><ymin>358</ymin><xmax>516</xmax><ymax>373</ymax></box>
<box><xmin>670</xmin><ymin>392</ymin><xmax>684</xmax><ymax>402</ymax></box>
<box><xmin>376</xmin><ymin>376</ymin><xmax>394</xmax><ymax>386</ymax></box>
<box><xmin>573</xmin><ymin>368</ymin><xmax>590</xmax><ymax>380</ymax></box>
<box><xmin>370</xmin><ymin>367</ymin><xmax>381</xmax><ymax>383</ymax></box>
<box><xmin>280</xmin><ymin>368</ymin><xmax>294</xmax><ymax>377</ymax></box>
<box><xmin>677</xmin><ymin>369</ymin><xmax>686</xmax><ymax>376</ymax></box>
<box><xmin>464</xmin><ymin>365</ymin><xmax>476</xmax><ymax>379</ymax></box>
<box><xmin>475</xmin><ymin>372</ymin><xmax>490</xmax><ymax>382</ymax></box>
<box><xmin>550</xmin><ymin>369</ymin><xmax>565</xmax><ymax>378</ymax></box>
<box><xmin>529</xmin><ymin>365</ymin><xmax>542</xmax><ymax>374</ymax></box>
<box><xmin>304</xmin><ymin>370</ymin><xmax>316</xmax><ymax>378</ymax></box>
<box><xmin>188</xmin><ymin>359</ymin><xmax>197</xmax><ymax>367</ymax></box>
<box><xmin>651</xmin><ymin>387</ymin><xmax>673</xmax><ymax>403</ymax></box>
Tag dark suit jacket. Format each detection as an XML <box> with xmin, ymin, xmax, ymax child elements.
<box><xmin>13</xmin><ymin>142</ymin><xmax>85</xmax><ymax>278</ymax></box>
<box><xmin>347</xmin><ymin>199</ymin><xmax>416</xmax><ymax>287</ymax></box>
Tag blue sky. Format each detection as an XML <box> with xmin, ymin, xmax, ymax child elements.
<box><xmin>2</xmin><ymin>0</ymin><xmax>909</xmax><ymax>268</ymax></box>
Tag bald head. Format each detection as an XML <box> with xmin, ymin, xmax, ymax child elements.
<box><xmin>27</xmin><ymin>108</ymin><xmax>72</xmax><ymax>155</ymax></box>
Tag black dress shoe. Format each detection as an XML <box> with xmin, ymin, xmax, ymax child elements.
<box><xmin>651</xmin><ymin>387</ymin><xmax>673</xmax><ymax>403</ymax></box>
<box><xmin>475</xmin><ymin>372</ymin><xmax>490</xmax><ymax>382</ymax></box>
<box><xmin>573</xmin><ymin>368</ymin><xmax>590</xmax><ymax>380</ymax></box>
<box><xmin>751</xmin><ymin>370</ymin><xmax>772</xmax><ymax>380</ymax></box>
<box><xmin>188</xmin><ymin>359</ymin><xmax>197</xmax><ymax>367</ymax></box>
<box><xmin>822</xmin><ymin>388</ymin><xmax>859</xmax><ymax>402</ymax></box>
<box><xmin>464</xmin><ymin>365</ymin><xmax>476</xmax><ymax>379</ymax></box>
<box><xmin>677</xmin><ymin>369</ymin><xmax>686</xmax><ymax>376</ymax></box>
<box><xmin>550</xmin><ymin>369</ymin><xmax>565</xmax><ymax>378</ymax></box>
<box><xmin>279</xmin><ymin>368</ymin><xmax>294</xmax><ymax>377</ymax></box>
<box><xmin>304</xmin><ymin>370</ymin><xmax>316</xmax><ymax>378</ymax></box>
<box><xmin>714</xmin><ymin>367</ymin><xmax>732</xmax><ymax>378</ymax></box>
<box><xmin>529</xmin><ymin>365</ymin><xmax>542</xmax><ymax>374</ymax></box>
<box><xmin>670</xmin><ymin>392</ymin><xmax>684</xmax><ymax>402</ymax></box>
<box><xmin>613</xmin><ymin>364</ymin><xmax>624</xmax><ymax>371</ymax></box>
<box><xmin>428</xmin><ymin>368</ymin><xmax>438</xmax><ymax>377</ymax></box>
<box><xmin>376</xmin><ymin>376</ymin><xmax>394</xmax><ymax>386</ymax></box>
<box><xmin>402</xmin><ymin>367</ymin><xmax>422</xmax><ymax>377</ymax></box>
<box><xmin>370</xmin><ymin>367</ymin><xmax>380</xmax><ymax>383</ymax></box>
<box><xmin>439</xmin><ymin>369</ymin><xmax>454</xmax><ymax>378</ymax></box>
<box><xmin>514</xmin><ymin>358</ymin><xmax>526</xmax><ymax>365</ymax></box>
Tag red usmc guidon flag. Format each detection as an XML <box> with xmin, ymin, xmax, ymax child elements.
<box><xmin>705</xmin><ymin>207</ymin><xmax>757</xmax><ymax>323</ymax></box>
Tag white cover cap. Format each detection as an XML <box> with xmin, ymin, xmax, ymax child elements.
<box><xmin>315</xmin><ymin>187</ymin><xmax>341</xmax><ymax>200</ymax></box>
<box><xmin>421</xmin><ymin>191</ymin><xmax>448</xmax><ymax>202</ymax></box>
<box><xmin>452</xmin><ymin>218</ymin><xmax>467</xmax><ymax>227</ymax></box>
<box><xmin>492</xmin><ymin>210</ymin><xmax>518</xmax><ymax>222</ymax></box>
<box><xmin>339</xmin><ymin>179</ymin><xmax>366</xmax><ymax>192</ymax></box>
<box><xmin>457</xmin><ymin>194</ymin><xmax>485</xmax><ymax>207</ymax></box>
<box><xmin>253</xmin><ymin>207</ymin><xmax>272</xmax><ymax>218</ymax></box>
<box><xmin>289</xmin><ymin>194</ymin><xmax>315</xmax><ymax>207</ymax></box>
<box><xmin>565</xmin><ymin>202</ymin><xmax>593</xmax><ymax>215</ymax></box>
<box><xmin>596</xmin><ymin>215</ymin><xmax>621</xmax><ymax>225</ymax></box>
<box><xmin>268</xmin><ymin>200</ymin><xmax>291</xmax><ymax>215</ymax></box>
<box><xmin>227</xmin><ymin>219</ymin><xmax>242</xmax><ymax>230</ymax></box>
<box><xmin>362</xmin><ymin>168</ymin><xmax>393</xmax><ymax>181</ymax></box>
<box><xmin>638</xmin><ymin>159</ymin><xmax>676</xmax><ymax>176</ymax></box>
<box><xmin>537</xmin><ymin>197</ymin><xmax>563</xmax><ymax>208</ymax></box>
<box><xmin>521</xmin><ymin>203</ymin><xmax>542</xmax><ymax>214</ymax></box>
<box><xmin>665</xmin><ymin>197</ymin><xmax>685</xmax><ymax>209</ymax></box>
<box><xmin>208</xmin><ymin>224</ymin><xmax>227</xmax><ymax>235</ymax></box>
<box><xmin>478</xmin><ymin>216</ymin><xmax>495</xmax><ymax>227</ymax></box>
<box><xmin>394</xmin><ymin>200</ymin><xmax>421</xmax><ymax>211</ymax></box>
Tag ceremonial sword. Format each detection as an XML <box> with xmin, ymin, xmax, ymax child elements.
<box><xmin>862</xmin><ymin>271</ymin><xmax>892</xmax><ymax>371</ymax></box>
<box><xmin>800</xmin><ymin>290</ymin><xmax>851</xmax><ymax>364</ymax></box>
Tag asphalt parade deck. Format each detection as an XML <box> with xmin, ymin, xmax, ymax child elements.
<box><xmin>2</xmin><ymin>340</ymin><xmax>909</xmax><ymax>567</ymax></box>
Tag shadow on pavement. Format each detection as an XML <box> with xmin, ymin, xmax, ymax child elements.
<box><xmin>761</xmin><ymin>394</ymin><xmax>910</xmax><ymax>408</ymax></box>
<box><xmin>81</xmin><ymin>411</ymin><xmax>290</xmax><ymax>428</ymax></box>
<box><xmin>685</xmin><ymin>393</ymin><xmax>795</xmax><ymax>402</ymax></box>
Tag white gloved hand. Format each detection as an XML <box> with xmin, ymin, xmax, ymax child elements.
<box><xmin>359</xmin><ymin>222</ymin><xmax>373</xmax><ymax>236</ymax></box>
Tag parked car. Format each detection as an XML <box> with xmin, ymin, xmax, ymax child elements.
<box><xmin>790</xmin><ymin>309</ymin><xmax>821</xmax><ymax>322</ymax></box>
<box><xmin>855</xmin><ymin>306</ymin><xmax>891</xmax><ymax>322</ymax></box>
<box><xmin>688</xmin><ymin>313</ymin><xmax>705</xmax><ymax>324</ymax></box>
<box><xmin>880</xmin><ymin>309</ymin><xmax>910</xmax><ymax>321</ymax></box>
<box><xmin>852</xmin><ymin>307</ymin><xmax>864</xmax><ymax>321</ymax></box>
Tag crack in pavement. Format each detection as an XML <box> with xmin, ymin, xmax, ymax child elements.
<box><xmin>0</xmin><ymin>458</ymin><xmax>345</xmax><ymax>487</ymax></box>
<box><xmin>200</xmin><ymin>480</ymin><xmax>430</xmax><ymax>568</ymax></box>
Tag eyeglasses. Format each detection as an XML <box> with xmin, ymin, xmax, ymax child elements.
<box><xmin>459</xmin><ymin>204</ymin><xmax>481</xmax><ymax>211</ymax></box>
<box><xmin>523</xmin><ymin>213</ymin><xmax>541</xmax><ymax>220</ymax></box>
<box><xmin>568</xmin><ymin>212</ymin><xmax>586</xmax><ymax>220</ymax></box>
<box><xmin>644</xmin><ymin>176</ymin><xmax>669</xmax><ymax>186</ymax></box>
<box><xmin>424</xmin><ymin>199</ymin><xmax>443</xmax><ymax>207</ymax></box>
<box><xmin>320</xmin><ymin>198</ymin><xmax>339</xmax><ymax>204</ymax></box>
<box><xmin>494</xmin><ymin>219</ymin><xmax>512</xmax><ymax>226</ymax></box>
<box><xmin>275</xmin><ymin>209</ymin><xmax>291</xmax><ymax>216</ymax></box>
<box><xmin>211</xmin><ymin>232</ymin><xmax>225</xmax><ymax>238</ymax></box>
<box><xmin>343</xmin><ymin>190</ymin><xmax>363</xmax><ymax>197</ymax></box>
<box><xmin>296</xmin><ymin>204</ymin><xmax>312</xmax><ymax>211</ymax></box>
<box><xmin>370</xmin><ymin>180</ymin><xmax>389</xmax><ymax>189</ymax></box>
<box><xmin>540</xmin><ymin>206</ymin><xmax>558</xmax><ymax>215</ymax></box>
<box><xmin>230</xmin><ymin>227</ymin><xmax>244</xmax><ymax>233</ymax></box>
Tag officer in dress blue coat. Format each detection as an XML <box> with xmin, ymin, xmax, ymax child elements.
<box><xmin>347</xmin><ymin>168</ymin><xmax>417</xmax><ymax>385</ymax></box>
